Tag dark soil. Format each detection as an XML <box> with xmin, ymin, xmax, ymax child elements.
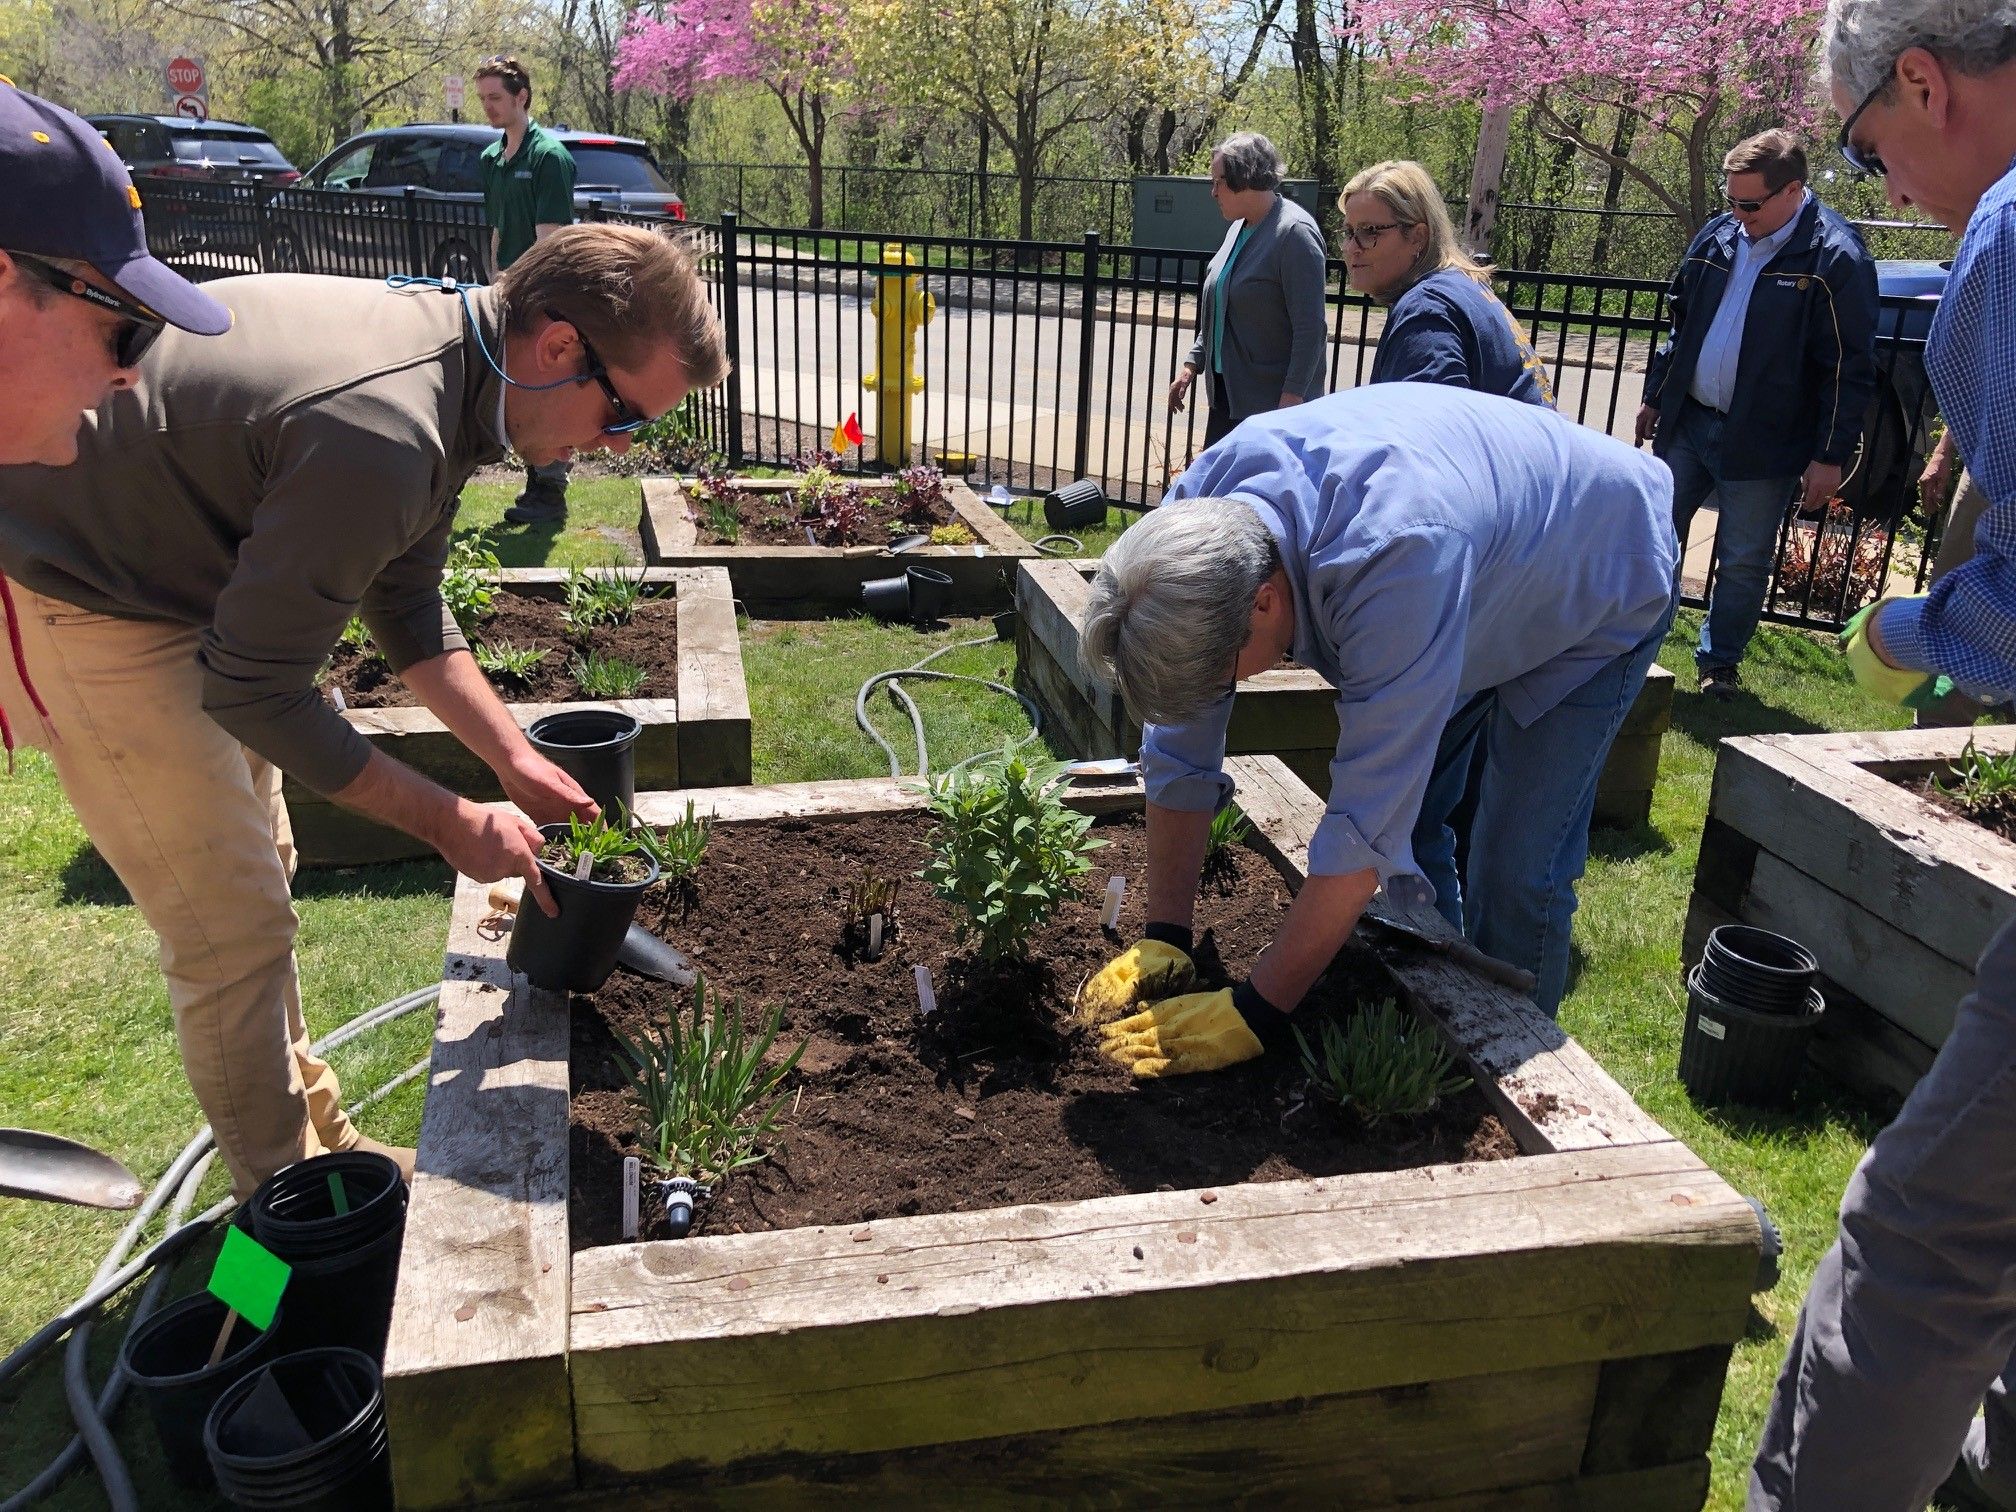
<box><xmin>569</xmin><ymin>812</ymin><xmax>1514</xmax><ymax>1249</ymax></box>
<box><xmin>537</xmin><ymin>839</ymin><xmax>654</xmax><ymax>886</ymax></box>
<box><xmin>323</xmin><ymin>596</ymin><xmax>676</xmax><ymax>708</ymax></box>
<box><xmin>693</xmin><ymin>485</ymin><xmax>958</xmax><ymax>547</ymax></box>
<box><xmin>1900</xmin><ymin>771</ymin><xmax>2016</xmax><ymax>845</ymax></box>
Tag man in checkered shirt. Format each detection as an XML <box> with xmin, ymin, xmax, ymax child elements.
<box><xmin>1750</xmin><ymin>2</ymin><xmax>2016</xmax><ymax>1507</ymax></box>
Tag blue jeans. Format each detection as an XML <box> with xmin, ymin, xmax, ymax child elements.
<box><xmin>1408</xmin><ymin>598</ymin><xmax>1675</xmax><ymax>1016</ymax></box>
<box><xmin>1665</xmin><ymin>400</ymin><xmax>1796</xmax><ymax>674</ymax></box>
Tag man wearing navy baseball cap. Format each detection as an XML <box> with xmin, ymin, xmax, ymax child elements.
<box><xmin>0</xmin><ymin>81</ymin><xmax>231</xmax><ymax>466</ymax></box>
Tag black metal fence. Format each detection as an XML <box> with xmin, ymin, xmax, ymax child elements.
<box><xmin>138</xmin><ymin>178</ymin><xmax>1946</xmax><ymax>632</ymax></box>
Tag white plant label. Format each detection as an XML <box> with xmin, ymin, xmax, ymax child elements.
<box><xmin>621</xmin><ymin>1156</ymin><xmax>640</xmax><ymax>1240</ymax></box>
<box><xmin>804</xmin><ymin>525</ymin><xmax>818</xmax><ymax>547</ymax></box>
<box><xmin>914</xmin><ymin>964</ymin><xmax>937</xmax><ymax>1017</ymax></box>
<box><xmin>1102</xmin><ymin>874</ymin><xmax>1127</xmax><ymax>929</ymax></box>
<box><xmin>328</xmin><ymin>685</ymin><xmax>346</xmax><ymax>712</ymax></box>
<box><xmin>1698</xmin><ymin>1017</ymin><xmax>1727</xmax><ymax>1041</ymax></box>
<box><xmin>867</xmin><ymin>913</ymin><xmax>884</xmax><ymax>956</ymax></box>
<box><xmin>974</xmin><ymin>544</ymin><xmax>987</xmax><ymax>558</ymax></box>
<box><xmin>574</xmin><ymin>852</ymin><xmax>594</xmax><ymax>881</ymax></box>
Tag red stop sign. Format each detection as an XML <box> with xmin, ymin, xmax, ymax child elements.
<box><xmin>166</xmin><ymin>56</ymin><xmax>204</xmax><ymax>94</ymax></box>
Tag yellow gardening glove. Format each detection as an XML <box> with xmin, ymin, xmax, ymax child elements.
<box><xmin>1098</xmin><ymin>988</ymin><xmax>1264</xmax><ymax>1078</ymax></box>
<box><xmin>1074</xmin><ymin>940</ymin><xmax>1194</xmax><ymax>1026</ymax></box>
<box><xmin>1841</xmin><ymin>598</ymin><xmax>1953</xmax><ymax>709</ymax></box>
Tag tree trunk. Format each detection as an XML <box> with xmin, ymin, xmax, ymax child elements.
<box><xmin>1464</xmin><ymin>104</ymin><xmax>1512</xmax><ymax>258</ymax></box>
<box><xmin>1290</xmin><ymin>0</ymin><xmax>1339</xmax><ymax>231</ymax></box>
<box><xmin>1588</xmin><ymin>109</ymin><xmax>1637</xmax><ymax>272</ymax></box>
<box><xmin>1522</xmin><ymin>110</ymin><xmax>1584</xmax><ymax>272</ymax></box>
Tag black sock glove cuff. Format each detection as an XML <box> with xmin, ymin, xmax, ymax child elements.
<box><xmin>1142</xmin><ymin>921</ymin><xmax>1194</xmax><ymax>954</ymax></box>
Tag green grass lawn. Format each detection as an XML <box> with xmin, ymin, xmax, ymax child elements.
<box><xmin>0</xmin><ymin>461</ymin><xmax>1957</xmax><ymax>1512</ymax></box>
<box><xmin>454</xmin><ymin>473</ymin><xmax>643</xmax><ymax>568</ymax></box>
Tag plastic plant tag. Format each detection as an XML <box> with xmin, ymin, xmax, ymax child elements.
<box><xmin>621</xmin><ymin>1156</ymin><xmax>640</xmax><ymax>1241</ymax></box>
<box><xmin>327</xmin><ymin>1173</ymin><xmax>350</xmax><ymax>1216</ymax></box>
<box><xmin>867</xmin><ymin>913</ymin><xmax>884</xmax><ymax>958</ymax></box>
<box><xmin>1101</xmin><ymin>875</ymin><xmax>1127</xmax><ymax>930</ymax></box>
<box><xmin>914</xmin><ymin>964</ymin><xmax>937</xmax><ymax>1017</ymax></box>
<box><xmin>208</xmin><ymin>1226</ymin><xmax>291</xmax><ymax>1333</ymax></box>
<box><xmin>804</xmin><ymin>525</ymin><xmax>819</xmax><ymax>547</ymax></box>
<box><xmin>974</xmin><ymin>544</ymin><xmax>987</xmax><ymax>558</ymax></box>
<box><xmin>574</xmin><ymin>851</ymin><xmax>594</xmax><ymax>881</ymax></box>
<box><xmin>328</xmin><ymin>685</ymin><xmax>347</xmax><ymax>713</ymax></box>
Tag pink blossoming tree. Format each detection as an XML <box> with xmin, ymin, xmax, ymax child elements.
<box><xmin>615</xmin><ymin>0</ymin><xmax>854</xmax><ymax>226</ymax></box>
<box><xmin>1347</xmin><ymin>0</ymin><xmax>1825</xmax><ymax>234</ymax></box>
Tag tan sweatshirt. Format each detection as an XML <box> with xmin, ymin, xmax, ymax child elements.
<box><xmin>0</xmin><ymin>273</ymin><xmax>509</xmax><ymax>794</ymax></box>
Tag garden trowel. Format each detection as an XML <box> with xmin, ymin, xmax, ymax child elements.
<box><xmin>486</xmin><ymin>879</ymin><xmax>696</xmax><ymax>985</ymax></box>
<box><xmin>0</xmin><ymin>1128</ymin><xmax>145</xmax><ymax>1209</ymax></box>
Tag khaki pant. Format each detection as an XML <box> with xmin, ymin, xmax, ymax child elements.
<box><xmin>0</xmin><ymin>579</ymin><xmax>355</xmax><ymax>1197</ymax></box>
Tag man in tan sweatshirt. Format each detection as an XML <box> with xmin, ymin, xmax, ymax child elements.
<box><xmin>0</xmin><ymin>223</ymin><xmax>726</xmax><ymax>1196</ymax></box>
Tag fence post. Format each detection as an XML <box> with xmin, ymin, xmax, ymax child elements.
<box><xmin>839</xmin><ymin>168</ymin><xmax>848</xmax><ymax>231</ymax></box>
<box><xmin>1072</xmin><ymin>230</ymin><xmax>1100</xmax><ymax>483</ymax></box>
<box><xmin>721</xmin><ymin>211</ymin><xmax>745</xmax><ymax>468</ymax></box>
<box><xmin>586</xmin><ymin>197</ymin><xmax>604</xmax><ymax>223</ymax></box>
<box><xmin>401</xmin><ymin>186</ymin><xmax>425</xmax><ymax>277</ymax></box>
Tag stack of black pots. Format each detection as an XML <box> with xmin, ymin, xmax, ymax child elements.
<box><xmin>118</xmin><ymin>1150</ymin><xmax>407</xmax><ymax>1510</ymax></box>
<box><xmin>1679</xmin><ymin>924</ymin><xmax>1825</xmax><ymax>1108</ymax></box>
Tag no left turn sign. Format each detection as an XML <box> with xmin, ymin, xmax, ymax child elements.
<box><xmin>172</xmin><ymin>94</ymin><xmax>208</xmax><ymax>121</ymax></box>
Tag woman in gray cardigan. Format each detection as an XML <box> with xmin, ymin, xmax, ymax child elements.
<box><xmin>1168</xmin><ymin>132</ymin><xmax>1330</xmax><ymax>448</ymax></box>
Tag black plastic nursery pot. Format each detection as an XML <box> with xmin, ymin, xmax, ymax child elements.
<box><xmin>1043</xmin><ymin>478</ymin><xmax>1107</xmax><ymax>531</ymax></box>
<box><xmin>526</xmin><ymin>709</ymin><xmax>643</xmax><ymax>821</ymax></box>
<box><xmin>204</xmin><ymin>1347</ymin><xmax>393</xmax><ymax>1512</ymax></box>
<box><xmin>860</xmin><ymin>573</ymin><xmax>911</xmax><ymax>622</ymax></box>
<box><xmin>506</xmin><ymin>824</ymin><xmax>661</xmax><ymax>993</ymax></box>
<box><xmin>1678</xmin><ymin>964</ymin><xmax>1825</xmax><ymax>1108</ymax></box>
<box><xmin>120</xmin><ymin>1291</ymin><xmax>285</xmax><ymax>1489</ymax></box>
<box><xmin>1699</xmin><ymin>923</ymin><xmax>1818</xmax><ymax>1014</ymax></box>
<box><xmin>248</xmin><ymin>1151</ymin><xmax>407</xmax><ymax>1363</ymax></box>
<box><xmin>905</xmin><ymin>566</ymin><xmax>953</xmax><ymax>625</ymax></box>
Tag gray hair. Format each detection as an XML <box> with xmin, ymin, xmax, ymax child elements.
<box><xmin>1213</xmin><ymin>132</ymin><xmax>1284</xmax><ymax>193</ymax></box>
<box><xmin>1824</xmin><ymin>0</ymin><xmax>2016</xmax><ymax>99</ymax></box>
<box><xmin>1080</xmin><ymin>498</ymin><xmax>1278</xmax><ymax>727</ymax></box>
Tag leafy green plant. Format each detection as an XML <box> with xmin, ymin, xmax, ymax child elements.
<box><xmin>441</xmin><ymin>533</ymin><xmax>502</xmax><ymax>634</ymax></box>
<box><xmin>544</xmin><ymin>810</ymin><xmax>648</xmax><ymax>881</ymax></box>
<box><xmin>338</xmin><ymin>616</ymin><xmax>379</xmax><ymax>659</ymax></box>
<box><xmin>1295</xmin><ymin>1001</ymin><xmax>1472</xmax><ymax>1125</ymax></box>
<box><xmin>569</xmin><ymin>650</ymin><xmax>648</xmax><ymax>698</ymax></box>
<box><xmin>919</xmin><ymin>748</ymin><xmax>1105</xmax><ymax>962</ymax></box>
<box><xmin>633</xmin><ymin>800</ymin><xmax>713</xmax><ymax>887</ymax></box>
<box><xmin>563</xmin><ymin>564</ymin><xmax>657</xmax><ymax>632</ymax></box>
<box><xmin>473</xmin><ymin>639</ymin><xmax>550</xmax><ymax>683</ymax></box>
<box><xmin>614</xmin><ymin>975</ymin><xmax>805</xmax><ymax>1181</ymax></box>
<box><xmin>818</xmin><ymin>483</ymin><xmax>870</xmax><ymax>545</ymax></box>
<box><xmin>794</xmin><ymin>462</ymin><xmax>842</xmax><ymax>517</ymax></box>
<box><xmin>703</xmin><ymin>495</ymin><xmax>742</xmax><ymax>543</ymax></box>
<box><xmin>1203</xmin><ymin>805</ymin><xmax>1251</xmax><ymax>879</ymax></box>
<box><xmin>847</xmin><ymin>869</ymin><xmax>901</xmax><ymax>923</ymax></box>
<box><xmin>1937</xmin><ymin>737</ymin><xmax>2016</xmax><ymax>819</ymax></box>
<box><xmin>928</xmin><ymin>523</ymin><xmax>974</xmax><ymax>546</ymax></box>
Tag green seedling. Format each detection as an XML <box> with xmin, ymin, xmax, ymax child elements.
<box><xmin>1937</xmin><ymin>737</ymin><xmax>2016</xmax><ymax>818</ymax></box>
<box><xmin>1295</xmin><ymin>1000</ymin><xmax>1472</xmax><ymax>1125</ymax></box>
<box><xmin>703</xmin><ymin>494</ymin><xmax>742</xmax><ymax>544</ymax></box>
<box><xmin>552</xmin><ymin>809</ymin><xmax>647</xmax><ymax>876</ymax></box>
<box><xmin>569</xmin><ymin>650</ymin><xmax>649</xmax><ymax>698</ymax></box>
<box><xmin>633</xmin><ymin>800</ymin><xmax>713</xmax><ymax>886</ymax></box>
<box><xmin>441</xmin><ymin>533</ymin><xmax>501</xmax><ymax>634</ymax></box>
<box><xmin>1203</xmin><ymin>805</ymin><xmax>1251</xmax><ymax>870</ymax></box>
<box><xmin>473</xmin><ymin>639</ymin><xmax>550</xmax><ymax>683</ymax></box>
<box><xmin>919</xmin><ymin>747</ymin><xmax>1104</xmax><ymax>963</ymax></box>
<box><xmin>337</xmin><ymin>616</ymin><xmax>380</xmax><ymax>661</ymax></box>
<box><xmin>563</xmin><ymin>564</ymin><xmax>657</xmax><ymax>632</ymax></box>
<box><xmin>614</xmin><ymin>975</ymin><xmax>805</xmax><ymax>1182</ymax></box>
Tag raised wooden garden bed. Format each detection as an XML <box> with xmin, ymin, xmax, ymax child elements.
<box><xmin>285</xmin><ymin>568</ymin><xmax>749</xmax><ymax>866</ymax></box>
<box><xmin>1015</xmin><ymin>560</ymin><xmax>1673</xmax><ymax>830</ymax></box>
<box><xmin>639</xmin><ymin>475</ymin><xmax>1035</xmax><ymax>616</ymax></box>
<box><xmin>384</xmin><ymin>756</ymin><xmax>1756</xmax><ymax>1510</ymax></box>
<box><xmin>1684</xmin><ymin>726</ymin><xmax>2016</xmax><ymax>1108</ymax></box>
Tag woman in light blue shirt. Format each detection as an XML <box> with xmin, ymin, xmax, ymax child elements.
<box><xmin>1167</xmin><ymin>133</ymin><xmax>1329</xmax><ymax>448</ymax></box>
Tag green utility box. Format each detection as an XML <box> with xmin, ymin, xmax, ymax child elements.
<box><xmin>1130</xmin><ymin>174</ymin><xmax>1324</xmax><ymax>282</ymax></box>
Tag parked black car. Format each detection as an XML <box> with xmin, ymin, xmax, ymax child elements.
<box><xmin>263</xmin><ymin>123</ymin><xmax>684</xmax><ymax>283</ymax></box>
<box><xmin>88</xmin><ymin>115</ymin><xmax>301</xmax><ymax>185</ymax></box>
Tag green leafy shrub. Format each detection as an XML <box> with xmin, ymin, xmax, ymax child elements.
<box><xmin>563</xmin><ymin>565</ymin><xmax>657</xmax><ymax>633</ymax></box>
<box><xmin>633</xmin><ymin>799</ymin><xmax>712</xmax><ymax>887</ymax></box>
<box><xmin>1295</xmin><ymin>1001</ymin><xmax>1472</xmax><ymax>1125</ymax></box>
<box><xmin>928</xmin><ymin>523</ymin><xmax>974</xmax><ymax>546</ymax></box>
<box><xmin>441</xmin><ymin>534</ymin><xmax>501</xmax><ymax>634</ymax></box>
<box><xmin>473</xmin><ymin>639</ymin><xmax>549</xmax><ymax>683</ymax></box>
<box><xmin>1937</xmin><ymin>737</ymin><xmax>2016</xmax><ymax>822</ymax></box>
<box><xmin>542</xmin><ymin>810</ymin><xmax>650</xmax><ymax>882</ymax></box>
<box><xmin>338</xmin><ymin>616</ymin><xmax>381</xmax><ymax>662</ymax></box>
<box><xmin>569</xmin><ymin>650</ymin><xmax>648</xmax><ymax>698</ymax></box>
<box><xmin>614</xmin><ymin>976</ymin><xmax>805</xmax><ymax>1180</ymax></box>
<box><xmin>919</xmin><ymin>748</ymin><xmax>1104</xmax><ymax>962</ymax></box>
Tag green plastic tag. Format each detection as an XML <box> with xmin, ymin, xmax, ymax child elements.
<box><xmin>207</xmin><ymin>1226</ymin><xmax>291</xmax><ymax>1331</ymax></box>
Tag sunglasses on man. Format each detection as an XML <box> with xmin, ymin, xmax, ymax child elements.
<box><xmin>1724</xmin><ymin>182</ymin><xmax>1794</xmax><ymax>213</ymax></box>
<box><xmin>545</xmin><ymin>308</ymin><xmax>649</xmax><ymax>435</ymax></box>
<box><xmin>1836</xmin><ymin>76</ymin><xmax>1890</xmax><ymax>178</ymax></box>
<box><xmin>11</xmin><ymin>251</ymin><xmax>167</xmax><ymax>367</ymax></box>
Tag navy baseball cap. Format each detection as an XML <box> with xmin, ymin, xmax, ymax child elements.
<box><xmin>0</xmin><ymin>81</ymin><xmax>231</xmax><ymax>335</ymax></box>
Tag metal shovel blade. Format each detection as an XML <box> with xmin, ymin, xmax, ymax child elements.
<box><xmin>616</xmin><ymin>927</ymin><xmax>697</xmax><ymax>986</ymax></box>
<box><xmin>0</xmin><ymin>1128</ymin><xmax>145</xmax><ymax>1209</ymax></box>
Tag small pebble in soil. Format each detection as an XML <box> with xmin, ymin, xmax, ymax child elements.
<box><xmin>877</xmin><ymin>1274</ymin><xmax>889</xmax><ymax>1284</ymax></box>
<box><xmin>1132</xmin><ymin>1246</ymin><xmax>1144</xmax><ymax>1260</ymax></box>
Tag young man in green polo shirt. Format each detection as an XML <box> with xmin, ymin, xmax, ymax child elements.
<box><xmin>477</xmin><ymin>55</ymin><xmax>578</xmax><ymax>525</ymax></box>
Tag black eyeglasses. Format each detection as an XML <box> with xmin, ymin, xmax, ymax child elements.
<box><xmin>546</xmin><ymin>312</ymin><xmax>648</xmax><ymax>434</ymax></box>
<box><xmin>1342</xmin><ymin>221</ymin><xmax>1402</xmax><ymax>250</ymax></box>
<box><xmin>1725</xmin><ymin>183</ymin><xmax>1791</xmax><ymax>213</ymax></box>
<box><xmin>10</xmin><ymin>251</ymin><xmax>166</xmax><ymax>367</ymax></box>
<box><xmin>1837</xmin><ymin>76</ymin><xmax>1891</xmax><ymax>178</ymax></box>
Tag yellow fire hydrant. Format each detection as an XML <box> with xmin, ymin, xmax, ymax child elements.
<box><xmin>862</xmin><ymin>243</ymin><xmax>936</xmax><ymax>467</ymax></box>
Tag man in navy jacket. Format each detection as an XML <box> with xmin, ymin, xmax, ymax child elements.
<box><xmin>1635</xmin><ymin>129</ymin><xmax>1879</xmax><ymax>698</ymax></box>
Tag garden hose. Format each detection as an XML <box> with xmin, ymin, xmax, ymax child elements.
<box><xmin>856</xmin><ymin>635</ymin><xmax>1042</xmax><ymax>780</ymax></box>
<box><xmin>1</xmin><ymin>984</ymin><xmax>440</xmax><ymax>1512</ymax></box>
<box><xmin>1032</xmin><ymin>534</ymin><xmax>1084</xmax><ymax>556</ymax></box>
